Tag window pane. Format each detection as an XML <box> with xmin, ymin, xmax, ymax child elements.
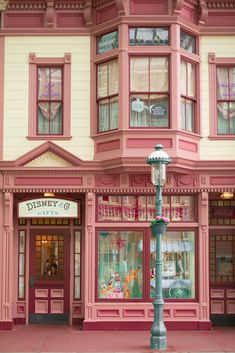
<box><xmin>229</xmin><ymin>67</ymin><xmax>235</xmax><ymax>99</ymax></box>
<box><xmin>217</xmin><ymin>68</ymin><xmax>229</xmax><ymax>100</ymax></box>
<box><xmin>50</xmin><ymin>68</ymin><xmax>62</xmax><ymax>100</ymax></box>
<box><xmin>108</xmin><ymin>60</ymin><xmax>118</xmax><ymax>95</ymax></box>
<box><xmin>130</xmin><ymin>28</ymin><xmax>169</xmax><ymax>46</ymax></box>
<box><xmin>185</xmin><ymin>100</ymin><xmax>194</xmax><ymax>132</ymax></box>
<box><xmin>98</xmin><ymin>99</ymin><xmax>109</xmax><ymax>132</ymax></box>
<box><xmin>97</xmin><ymin>196</ymin><xmax>122</xmax><ymax>221</ymax></box>
<box><xmin>19</xmin><ymin>276</ymin><xmax>25</xmax><ymax>299</ymax></box>
<box><xmin>75</xmin><ymin>277</ymin><xmax>80</xmax><ymax>299</ymax></box>
<box><xmin>98</xmin><ymin>231</ymin><xmax>143</xmax><ymax>299</ymax></box>
<box><xmin>150</xmin><ymin>58</ymin><xmax>168</xmax><ymax>92</ymax></box>
<box><xmin>110</xmin><ymin>96</ymin><xmax>118</xmax><ymax>130</ymax></box>
<box><xmin>123</xmin><ymin>196</ymin><xmax>147</xmax><ymax>221</ymax></box>
<box><xmin>75</xmin><ymin>254</ymin><xmax>80</xmax><ymax>276</ymax></box>
<box><xmin>97</xmin><ymin>31</ymin><xmax>118</xmax><ymax>54</ymax></box>
<box><xmin>75</xmin><ymin>231</ymin><xmax>81</xmax><ymax>253</ymax></box>
<box><xmin>149</xmin><ymin>95</ymin><xmax>168</xmax><ymax>127</ymax></box>
<box><xmin>216</xmin><ymin>241</ymin><xmax>233</xmax><ymax>277</ymax></box>
<box><xmin>130</xmin><ymin>58</ymin><xmax>149</xmax><ymax>91</ymax></box>
<box><xmin>217</xmin><ymin>103</ymin><xmax>229</xmax><ymax>134</ymax></box>
<box><xmin>181</xmin><ymin>98</ymin><xmax>186</xmax><ymax>129</ymax></box>
<box><xmin>171</xmin><ymin>196</ymin><xmax>195</xmax><ymax>221</ymax></box>
<box><xmin>98</xmin><ymin>64</ymin><xmax>108</xmax><ymax>98</ymax></box>
<box><xmin>150</xmin><ymin>231</ymin><xmax>195</xmax><ymax>299</ymax></box>
<box><xmin>19</xmin><ymin>230</ymin><xmax>25</xmax><ymax>253</ymax></box>
<box><xmin>181</xmin><ymin>61</ymin><xmax>187</xmax><ymax>96</ymax></box>
<box><xmin>187</xmin><ymin>63</ymin><xmax>195</xmax><ymax>97</ymax></box>
<box><xmin>180</xmin><ymin>31</ymin><xmax>196</xmax><ymax>53</ymax></box>
<box><xmin>38</xmin><ymin>68</ymin><xmax>50</xmax><ymax>100</ymax></box>
<box><xmin>130</xmin><ymin>94</ymin><xmax>149</xmax><ymax>127</ymax></box>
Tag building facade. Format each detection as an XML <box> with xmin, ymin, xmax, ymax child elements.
<box><xmin>0</xmin><ymin>0</ymin><xmax>235</xmax><ymax>331</ymax></box>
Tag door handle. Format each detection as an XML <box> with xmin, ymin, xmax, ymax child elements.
<box><xmin>29</xmin><ymin>275</ymin><xmax>35</xmax><ymax>288</ymax></box>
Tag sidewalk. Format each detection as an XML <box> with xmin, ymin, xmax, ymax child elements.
<box><xmin>0</xmin><ymin>325</ymin><xmax>234</xmax><ymax>353</ymax></box>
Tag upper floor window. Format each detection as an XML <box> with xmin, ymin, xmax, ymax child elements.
<box><xmin>180</xmin><ymin>31</ymin><xmax>196</xmax><ymax>54</ymax></box>
<box><xmin>217</xmin><ymin>67</ymin><xmax>235</xmax><ymax>135</ymax></box>
<box><xmin>97</xmin><ymin>31</ymin><xmax>118</xmax><ymax>54</ymax></box>
<box><xmin>37</xmin><ymin>67</ymin><xmax>63</xmax><ymax>135</ymax></box>
<box><xmin>129</xmin><ymin>28</ymin><xmax>169</xmax><ymax>46</ymax></box>
<box><xmin>130</xmin><ymin>57</ymin><xmax>169</xmax><ymax>128</ymax></box>
<box><xmin>28</xmin><ymin>53</ymin><xmax>71</xmax><ymax>139</ymax></box>
<box><xmin>97</xmin><ymin>59</ymin><xmax>118</xmax><ymax>133</ymax></box>
<box><xmin>181</xmin><ymin>60</ymin><xmax>196</xmax><ymax>132</ymax></box>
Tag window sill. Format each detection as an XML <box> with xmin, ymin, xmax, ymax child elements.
<box><xmin>27</xmin><ymin>135</ymin><xmax>72</xmax><ymax>141</ymax></box>
<box><xmin>208</xmin><ymin>135</ymin><xmax>235</xmax><ymax>140</ymax></box>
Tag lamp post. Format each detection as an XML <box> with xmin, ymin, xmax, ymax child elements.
<box><xmin>147</xmin><ymin>144</ymin><xmax>171</xmax><ymax>350</ymax></box>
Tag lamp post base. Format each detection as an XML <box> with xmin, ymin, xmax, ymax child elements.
<box><xmin>150</xmin><ymin>335</ymin><xmax>167</xmax><ymax>350</ymax></box>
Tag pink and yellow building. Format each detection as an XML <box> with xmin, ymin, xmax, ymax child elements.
<box><xmin>0</xmin><ymin>0</ymin><xmax>235</xmax><ymax>331</ymax></box>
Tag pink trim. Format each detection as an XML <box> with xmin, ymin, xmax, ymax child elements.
<box><xmin>127</xmin><ymin>138</ymin><xmax>172</xmax><ymax>148</ymax></box>
<box><xmin>0</xmin><ymin>37</ymin><xmax>4</xmax><ymax>160</ymax></box>
<box><xmin>130</xmin><ymin>0</ymin><xmax>168</xmax><ymax>15</ymax></box>
<box><xmin>28</xmin><ymin>53</ymin><xmax>71</xmax><ymax>139</ymax></box>
<box><xmin>181</xmin><ymin>3</ymin><xmax>196</xmax><ymax>23</ymax></box>
<box><xmin>210</xmin><ymin>176</ymin><xmax>235</xmax><ymax>186</ymax></box>
<box><xmin>96</xmin><ymin>4</ymin><xmax>118</xmax><ymax>25</ymax></box>
<box><xmin>83</xmin><ymin>320</ymin><xmax>212</xmax><ymax>331</ymax></box>
<box><xmin>4</xmin><ymin>13</ymin><xmax>44</xmax><ymax>28</ymax></box>
<box><xmin>206</xmin><ymin>11</ymin><xmax>235</xmax><ymax>27</ymax></box>
<box><xmin>179</xmin><ymin>139</ymin><xmax>198</xmax><ymax>152</ymax></box>
<box><xmin>96</xmin><ymin>139</ymin><xmax>120</xmax><ymax>153</ymax></box>
<box><xmin>15</xmin><ymin>176</ymin><xmax>83</xmax><ymax>186</ymax></box>
<box><xmin>56</xmin><ymin>13</ymin><xmax>85</xmax><ymax>28</ymax></box>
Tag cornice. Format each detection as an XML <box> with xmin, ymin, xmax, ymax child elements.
<box><xmin>206</xmin><ymin>0</ymin><xmax>235</xmax><ymax>9</ymax></box>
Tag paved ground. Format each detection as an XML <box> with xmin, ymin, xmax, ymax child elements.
<box><xmin>0</xmin><ymin>325</ymin><xmax>234</xmax><ymax>352</ymax></box>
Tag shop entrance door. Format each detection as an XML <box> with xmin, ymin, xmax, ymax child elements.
<box><xmin>29</xmin><ymin>229</ymin><xmax>70</xmax><ymax>324</ymax></box>
<box><xmin>209</xmin><ymin>232</ymin><xmax>235</xmax><ymax>325</ymax></box>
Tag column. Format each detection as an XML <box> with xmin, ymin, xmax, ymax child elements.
<box><xmin>0</xmin><ymin>192</ymin><xmax>14</xmax><ymax>329</ymax></box>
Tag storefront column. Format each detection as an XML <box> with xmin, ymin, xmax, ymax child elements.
<box><xmin>84</xmin><ymin>192</ymin><xmax>96</xmax><ymax>325</ymax></box>
<box><xmin>198</xmin><ymin>192</ymin><xmax>211</xmax><ymax>329</ymax></box>
<box><xmin>0</xmin><ymin>192</ymin><xmax>14</xmax><ymax>329</ymax></box>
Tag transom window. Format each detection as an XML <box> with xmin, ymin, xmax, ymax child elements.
<box><xmin>97</xmin><ymin>59</ymin><xmax>118</xmax><ymax>133</ymax></box>
<box><xmin>216</xmin><ymin>67</ymin><xmax>235</xmax><ymax>135</ymax></box>
<box><xmin>129</xmin><ymin>27</ymin><xmax>169</xmax><ymax>46</ymax></box>
<box><xmin>130</xmin><ymin>57</ymin><xmax>169</xmax><ymax>128</ymax></box>
<box><xmin>181</xmin><ymin>60</ymin><xmax>196</xmax><ymax>132</ymax></box>
<box><xmin>180</xmin><ymin>31</ymin><xmax>196</xmax><ymax>54</ymax></box>
<box><xmin>37</xmin><ymin>67</ymin><xmax>63</xmax><ymax>135</ymax></box>
<box><xmin>97</xmin><ymin>195</ymin><xmax>195</xmax><ymax>222</ymax></box>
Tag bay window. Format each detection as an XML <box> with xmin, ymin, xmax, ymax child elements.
<box><xmin>97</xmin><ymin>59</ymin><xmax>118</xmax><ymax>133</ymax></box>
<box><xmin>217</xmin><ymin>67</ymin><xmax>235</xmax><ymax>135</ymax></box>
<box><xmin>181</xmin><ymin>60</ymin><xmax>196</xmax><ymax>132</ymax></box>
<box><xmin>130</xmin><ymin>57</ymin><xmax>169</xmax><ymax>128</ymax></box>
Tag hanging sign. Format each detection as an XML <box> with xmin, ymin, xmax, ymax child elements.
<box><xmin>18</xmin><ymin>198</ymin><xmax>78</xmax><ymax>218</ymax></box>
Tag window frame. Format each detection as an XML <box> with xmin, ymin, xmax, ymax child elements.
<box><xmin>180</xmin><ymin>58</ymin><xmax>197</xmax><ymax>133</ymax></box>
<box><xmin>208</xmin><ymin>54</ymin><xmax>235</xmax><ymax>139</ymax></box>
<box><xmin>129</xmin><ymin>56</ymin><xmax>170</xmax><ymax>129</ymax></box>
<box><xmin>129</xmin><ymin>27</ymin><xmax>170</xmax><ymax>46</ymax></box>
<box><xmin>97</xmin><ymin>58</ymin><xmax>119</xmax><ymax>133</ymax></box>
<box><xmin>28</xmin><ymin>53</ymin><xmax>71</xmax><ymax>140</ymax></box>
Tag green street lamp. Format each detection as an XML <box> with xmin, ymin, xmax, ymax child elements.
<box><xmin>147</xmin><ymin>144</ymin><xmax>171</xmax><ymax>350</ymax></box>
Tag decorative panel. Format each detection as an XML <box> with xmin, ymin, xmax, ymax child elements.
<box><xmin>174</xmin><ymin>309</ymin><xmax>197</xmax><ymax>317</ymax></box>
<box><xmin>227</xmin><ymin>290</ymin><xmax>235</xmax><ymax>298</ymax></box>
<box><xmin>123</xmin><ymin>309</ymin><xmax>145</xmax><ymax>317</ymax></box>
<box><xmin>51</xmin><ymin>289</ymin><xmax>64</xmax><ymax>298</ymax></box>
<box><xmin>210</xmin><ymin>289</ymin><xmax>224</xmax><ymax>298</ymax></box>
<box><xmin>211</xmin><ymin>300</ymin><xmax>224</xmax><ymax>314</ymax></box>
<box><xmin>35</xmin><ymin>300</ymin><xmax>48</xmax><ymax>314</ymax></box>
<box><xmin>51</xmin><ymin>300</ymin><xmax>64</xmax><ymax>314</ymax></box>
<box><xmin>227</xmin><ymin>301</ymin><xmax>235</xmax><ymax>314</ymax></box>
<box><xmin>97</xmin><ymin>309</ymin><xmax>120</xmax><ymax>317</ymax></box>
<box><xmin>148</xmin><ymin>309</ymin><xmax>171</xmax><ymax>317</ymax></box>
<box><xmin>35</xmin><ymin>289</ymin><xmax>48</xmax><ymax>298</ymax></box>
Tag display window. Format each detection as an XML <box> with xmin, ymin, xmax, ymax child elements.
<box><xmin>98</xmin><ymin>231</ymin><xmax>143</xmax><ymax>300</ymax></box>
<box><xmin>150</xmin><ymin>231</ymin><xmax>196</xmax><ymax>299</ymax></box>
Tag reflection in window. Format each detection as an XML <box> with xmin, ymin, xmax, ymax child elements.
<box><xmin>150</xmin><ymin>231</ymin><xmax>195</xmax><ymax>299</ymax></box>
<box><xmin>35</xmin><ymin>234</ymin><xmax>64</xmax><ymax>280</ymax></box>
<box><xmin>180</xmin><ymin>31</ymin><xmax>196</xmax><ymax>53</ymax></box>
<box><xmin>216</xmin><ymin>67</ymin><xmax>235</xmax><ymax>135</ymax></box>
<box><xmin>181</xmin><ymin>60</ymin><xmax>196</xmax><ymax>132</ymax></box>
<box><xmin>18</xmin><ymin>230</ymin><xmax>26</xmax><ymax>299</ymax></box>
<box><xmin>97</xmin><ymin>195</ymin><xmax>195</xmax><ymax>222</ymax></box>
<box><xmin>98</xmin><ymin>231</ymin><xmax>143</xmax><ymax>299</ymax></box>
<box><xmin>130</xmin><ymin>28</ymin><xmax>169</xmax><ymax>46</ymax></box>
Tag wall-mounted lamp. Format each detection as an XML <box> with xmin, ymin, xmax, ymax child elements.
<box><xmin>44</xmin><ymin>192</ymin><xmax>55</xmax><ymax>197</ymax></box>
<box><xmin>221</xmin><ymin>192</ymin><xmax>234</xmax><ymax>200</ymax></box>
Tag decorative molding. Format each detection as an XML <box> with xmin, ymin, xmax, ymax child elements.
<box><xmin>0</xmin><ymin>0</ymin><xmax>8</xmax><ymax>11</ymax></box>
<box><xmin>46</xmin><ymin>0</ymin><xmax>54</xmax><ymax>27</ymax></box>
<box><xmin>198</xmin><ymin>0</ymin><xmax>208</xmax><ymax>24</ymax></box>
<box><xmin>24</xmin><ymin>151</ymin><xmax>73</xmax><ymax>167</ymax></box>
<box><xmin>6</xmin><ymin>0</ymin><xmax>46</xmax><ymax>11</ymax></box>
<box><xmin>174</xmin><ymin>175</ymin><xmax>199</xmax><ymax>187</ymax></box>
<box><xmin>207</xmin><ymin>1</ymin><xmax>235</xmax><ymax>9</ymax></box>
<box><xmin>95</xmin><ymin>174</ymin><xmax>120</xmax><ymax>187</ymax></box>
<box><xmin>84</xmin><ymin>0</ymin><xmax>93</xmax><ymax>25</ymax></box>
<box><xmin>173</xmin><ymin>0</ymin><xmax>184</xmax><ymax>15</ymax></box>
<box><xmin>116</xmin><ymin>0</ymin><xmax>126</xmax><ymax>15</ymax></box>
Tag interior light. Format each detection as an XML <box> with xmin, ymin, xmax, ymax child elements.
<box><xmin>44</xmin><ymin>192</ymin><xmax>55</xmax><ymax>197</ymax></box>
<box><xmin>221</xmin><ymin>192</ymin><xmax>234</xmax><ymax>200</ymax></box>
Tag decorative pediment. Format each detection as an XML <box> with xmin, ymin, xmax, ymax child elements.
<box><xmin>24</xmin><ymin>151</ymin><xmax>73</xmax><ymax>167</ymax></box>
<box><xmin>15</xmin><ymin>141</ymin><xmax>83</xmax><ymax>167</ymax></box>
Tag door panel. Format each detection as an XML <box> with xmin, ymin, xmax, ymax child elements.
<box><xmin>209</xmin><ymin>233</ymin><xmax>235</xmax><ymax>325</ymax></box>
<box><xmin>29</xmin><ymin>230</ymin><xmax>70</xmax><ymax>324</ymax></box>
